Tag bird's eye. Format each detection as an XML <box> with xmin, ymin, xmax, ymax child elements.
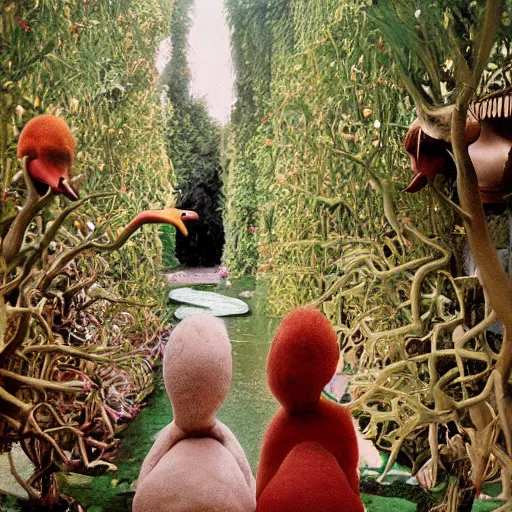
<box><xmin>181</xmin><ymin>212</ymin><xmax>187</xmax><ymax>217</ymax></box>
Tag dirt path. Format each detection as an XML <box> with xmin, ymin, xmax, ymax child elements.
<box><xmin>164</xmin><ymin>266</ymin><xmax>221</xmax><ymax>286</ymax></box>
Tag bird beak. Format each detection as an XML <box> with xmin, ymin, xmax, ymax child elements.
<box><xmin>403</xmin><ymin>124</ymin><xmax>449</xmax><ymax>193</ymax></box>
<box><xmin>58</xmin><ymin>177</ymin><xmax>80</xmax><ymax>201</ymax></box>
<box><xmin>166</xmin><ymin>208</ymin><xmax>199</xmax><ymax>236</ymax></box>
<box><xmin>404</xmin><ymin>172</ymin><xmax>429</xmax><ymax>193</ymax></box>
<box><xmin>27</xmin><ymin>158</ymin><xmax>79</xmax><ymax>201</ymax></box>
<box><xmin>136</xmin><ymin>208</ymin><xmax>199</xmax><ymax>236</ymax></box>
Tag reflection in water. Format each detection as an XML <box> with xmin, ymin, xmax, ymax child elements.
<box><xmin>219</xmin><ymin>304</ymin><xmax>281</xmax><ymax>471</ymax></box>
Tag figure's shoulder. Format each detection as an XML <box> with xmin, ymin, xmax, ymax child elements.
<box><xmin>261</xmin><ymin>407</ymin><xmax>291</xmax><ymax>438</ymax></box>
<box><xmin>318</xmin><ymin>398</ymin><xmax>354</xmax><ymax>424</ymax></box>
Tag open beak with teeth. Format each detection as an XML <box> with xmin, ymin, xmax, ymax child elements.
<box><xmin>404</xmin><ymin>121</ymin><xmax>453</xmax><ymax>193</ymax></box>
<box><xmin>403</xmin><ymin>111</ymin><xmax>483</xmax><ymax>194</ymax></box>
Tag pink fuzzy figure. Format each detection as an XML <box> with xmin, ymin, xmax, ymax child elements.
<box><xmin>133</xmin><ymin>315</ymin><xmax>256</xmax><ymax>512</ymax></box>
<box><xmin>219</xmin><ymin>266</ymin><xmax>230</xmax><ymax>278</ymax></box>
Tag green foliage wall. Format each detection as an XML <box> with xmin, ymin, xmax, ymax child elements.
<box><xmin>1</xmin><ymin>0</ymin><xmax>175</xmax><ymax>303</ymax></box>
<box><xmin>224</xmin><ymin>0</ymin><xmax>446</xmax><ymax>280</ymax></box>
<box><xmin>224</xmin><ymin>0</ymin><xmax>456</xmax><ymax>471</ymax></box>
<box><xmin>164</xmin><ymin>0</ymin><xmax>225</xmax><ymax>267</ymax></box>
<box><xmin>226</xmin><ymin>0</ymin><xmax>512</xmax><ymax>500</ymax></box>
<box><xmin>0</xmin><ymin>0</ymin><xmax>179</xmax><ymax>500</ymax></box>
<box><xmin>222</xmin><ymin>0</ymin><xmax>273</xmax><ymax>276</ymax></box>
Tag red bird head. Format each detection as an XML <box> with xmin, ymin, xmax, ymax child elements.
<box><xmin>404</xmin><ymin>115</ymin><xmax>481</xmax><ymax>193</ymax></box>
<box><xmin>267</xmin><ymin>307</ymin><xmax>339</xmax><ymax>413</ymax></box>
<box><xmin>17</xmin><ymin>115</ymin><xmax>79</xmax><ymax>200</ymax></box>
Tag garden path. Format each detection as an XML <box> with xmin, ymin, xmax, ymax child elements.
<box><xmin>164</xmin><ymin>266</ymin><xmax>221</xmax><ymax>285</ymax></box>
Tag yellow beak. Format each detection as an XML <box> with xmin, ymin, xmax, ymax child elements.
<box><xmin>163</xmin><ymin>208</ymin><xmax>199</xmax><ymax>236</ymax></box>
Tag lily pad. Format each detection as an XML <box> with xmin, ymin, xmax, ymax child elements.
<box><xmin>169</xmin><ymin>287</ymin><xmax>250</xmax><ymax>319</ymax></box>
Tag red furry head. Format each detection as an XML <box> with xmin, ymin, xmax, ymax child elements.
<box><xmin>17</xmin><ymin>115</ymin><xmax>79</xmax><ymax>200</ymax></box>
<box><xmin>267</xmin><ymin>307</ymin><xmax>339</xmax><ymax>412</ymax></box>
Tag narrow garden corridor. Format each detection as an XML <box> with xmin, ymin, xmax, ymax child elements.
<box><xmin>1</xmin><ymin>0</ymin><xmax>512</xmax><ymax>511</ymax></box>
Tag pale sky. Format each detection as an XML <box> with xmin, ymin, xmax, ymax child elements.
<box><xmin>188</xmin><ymin>0</ymin><xmax>234</xmax><ymax>125</ymax></box>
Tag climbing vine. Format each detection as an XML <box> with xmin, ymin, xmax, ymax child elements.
<box><xmin>226</xmin><ymin>0</ymin><xmax>512</xmax><ymax>508</ymax></box>
<box><xmin>0</xmin><ymin>0</ymin><xmax>176</xmax><ymax>505</ymax></box>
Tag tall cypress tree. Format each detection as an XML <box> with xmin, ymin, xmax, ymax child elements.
<box><xmin>165</xmin><ymin>0</ymin><xmax>225</xmax><ymax>266</ymax></box>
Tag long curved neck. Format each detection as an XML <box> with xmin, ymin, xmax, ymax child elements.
<box><xmin>38</xmin><ymin>209</ymin><xmax>190</xmax><ymax>292</ymax></box>
<box><xmin>2</xmin><ymin>196</ymin><xmax>38</xmax><ymax>265</ymax></box>
<box><xmin>2</xmin><ymin>159</ymin><xmax>42</xmax><ymax>264</ymax></box>
<box><xmin>91</xmin><ymin>210</ymin><xmax>165</xmax><ymax>251</ymax></box>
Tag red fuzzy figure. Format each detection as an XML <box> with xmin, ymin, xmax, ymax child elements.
<box><xmin>17</xmin><ymin>115</ymin><xmax>79</xmax><ymax>200</ymax></box>
<box><xmin>256</xmin><ymin>307</ymin><xmax>363</xmax><ymax>512</ymax></box>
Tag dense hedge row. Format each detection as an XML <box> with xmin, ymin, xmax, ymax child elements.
<box><xmin>224</xmin><ymin>0</ymin><xmax>512</xmax><ymax>506</ymax></box>
<box><xmin>223</xmin><ymin>0</ymin><xmax>447</xmax><ymax>285</ymax></box>
<box><xmin>163</xmin><ymin>0</ymin><xmax>225</xmax><ymax>268</ymax></box>
<box><xmin>0</xmin><ymin>0</ymin><xmax>176</xmax><ymax>503</ymax></box>
<box><xmin>1</xmin><ymin>0</ymin><xmax>175</xmax><ymax>300</ymax></box>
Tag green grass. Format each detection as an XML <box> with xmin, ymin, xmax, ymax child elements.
<box><xmin>362</xmin><ymin>494</ymin><xmax>416</xmax><ymax>512</ymax></box>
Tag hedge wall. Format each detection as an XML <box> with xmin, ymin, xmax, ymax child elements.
<box><xmin>163</xmin><ymin>0</ymin><xmax>225</xmax><ymax>268</ymax></box>
<box><xmin>1</xmin><ymin>0</ymin><xmax>175</xmax><ymax>302</ymax></box>
<box><xmin>224</xmin><ymin>0</ymin><xmax>512</xmax><ymax>504</ymax></box>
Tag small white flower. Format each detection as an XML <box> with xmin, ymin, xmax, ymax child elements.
<box><xmin>86</xmin><ymin>221</ymin><xmax>96</xmax><ymax>231</ymax></box>
<box><xmin>15</xmin><ymin>105</ymin><xmax>25</xmax><ymax>122</ymax></box>
<box><xmin>414</xmin><ymin>9</ymin><xmax>421</xmax><ymax>18</ymax></box>
<box><xmin>69</xmin><ymin>98</ymin><xmax>79</xmax><ymax>112</ymax></box>
<box><xmin>373</xmin><ymin>120</ymin><xmax>381</xmax><ymax>129</ymax></box>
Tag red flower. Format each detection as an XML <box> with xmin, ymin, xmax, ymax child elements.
<box><xmin>73</xmin><ymin>23</ymin><xmax>85</xmax><ymax>34</ymax></box>
<box><xmin>249</xmin><ymin>227</ymin><xmax>259</xmax><ymax>234</ymax></box>
<box><xmin>18</xmin><ymin>21</ymin><xmax>31</xmax><ymax>32</ymax></box>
